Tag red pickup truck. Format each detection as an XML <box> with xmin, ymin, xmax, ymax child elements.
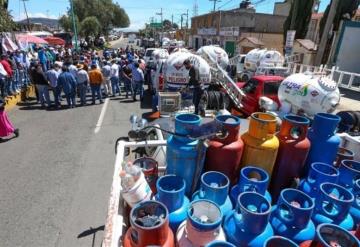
<box><xmin>237</xmin><ymin>75</ymin><xmax>284</xmax><ymax>116</ymax></box>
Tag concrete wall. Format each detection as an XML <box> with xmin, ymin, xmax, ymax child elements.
<box><xmin>335</xmin><ymin>22</ymin><xmax>360</xmax><ymax>74</ymax></box>
<box><xmin>293</xmin><ymin>42</ymin><xmax>316</xmax><ymax>65</ymax></box>
<box><xmin>254</xmin><ymin>14</ymin><xmax>286</xmax><ymax>33</ymax></box>
<box><xmin>273</xmin><ymin>0</ymin><xmax>292</xmax><ymax>16</ymax></box>
<box><xmin>240</xmin><ymin>32</ymin><xmax>284</xmax><ymax>52</ymax></box>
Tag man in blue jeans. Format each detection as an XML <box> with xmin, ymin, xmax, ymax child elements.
<box><xmin>88</xmin><ymin>64</ymin><xmax>104</xmax><ymax>104</ymax></box>
<box><xmin>183</xmin><ymin>59</ymin><xmax>203</xmax><ymax>115</ymax></box>
<box><xmin>57</xmin><ymin>66</ymin><xmax>77</xmax><ymax>108</ymax></box>
<box><xmin>132</xmin><ymin>62</ymin><xmax>144</xmax><ymax>101</ymax></box>
<box><xmin>110</xmin><ymin>60</ymin><xmax>120</xmax><ymax>96</ymax></box>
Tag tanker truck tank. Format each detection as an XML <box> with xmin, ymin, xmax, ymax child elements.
<box><xmin>244</xmin><ymin>49</ymin><xmax>285</xmax><ymax>71</ymax></box>
<box><xmin>162</xmin><ymin>51</ymin><xmax>211</xmax><ymax>90</ymax></box>
<box><xmin>197</xmin><ymin>45</ymin><xmax>229</xmax><ymax>69</ymax></box>
<box><xmin>278</xmin><ymin>73</ymin><xmax>340</xmax><ymax>117</ymax></box>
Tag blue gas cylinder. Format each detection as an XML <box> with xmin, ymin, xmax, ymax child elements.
<box><xmin>299</xmin><ymin>162</ymin><xmax>339</xmax><ymax>198</ymax></box>
<box><xmin>166</xmin><ymin>114</ymin><xmax>203</xmax><ymax>196</ymax></box>
<box><xmin>206</xmin><ymin>241</ymin><xmax>236</xmax><ymax>247</ymax></box>
<box><xmin>304</xmin><ymin>113</ymin><xmax>341</xmax><ymax>176</ymax></box>
<box><xmin>224</xmin><ymin>192</ymin><xmax>274</xmax><ymax>247</ymax></box>
<box><xmin>192</xmin><ymin>171</ymin><xmax>233</xmax><ymax>219</ymax></box>
<box><xmin>270</xmin><ymin>189</ymin><xmax>315</xmax><ymax>243</ymax></box>
<box><xmin>350</xmin><ymin>179</ymin><xmax>360</xmax><ymax>225</ymax></box>
<box><xmin>264</xmin><ymin>236</ymin><xmax>299</xmax><ymax>247</ymax></box>
<box><xmin>338</xmin><ymin>160</ymin><xmax>360</xmax><ymax>189</ymax></box>
<box><xmin>230</xmin><ymin>166</ymin><xmax>272</xmax><ymax>206</ymax></box>
<box><xmin>155</xmin><ymin>175</ymin><xmax>189</xmax><ymax>233</ymax></box>
<box><xmin>312</xmin><ymin>182</ymin><xmax>354</xmax><ymax>230</ymax></box>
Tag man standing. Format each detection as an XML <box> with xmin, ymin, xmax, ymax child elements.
<box><xmin>131</xmin><ymin>62</ymin><xmax>144</xmax><ymax>102</ymax></box>
<box><xmin>32</xmin><ymin>64</ymin><xmax>51</xmax><ymax>108</ymax></box>
<box><xmin>183</xmin><ymin>59</ymin><xmax>203</xmax><ymax>115</ymax></box>
<box><xmin>122</xmin><ymin>62</ymin><xmax>133</xmax><ymax>99</ymax></box>
<box><xmin>88</xmin><ymin>64</ymin><xmax>104</xmax><ymax>104</ymax></box>
<box><xmin>101</xmin><ymin>61</ymin><xmax>112</xmax><ymax>97</ymax></box>
<box><xmin>46</xmin><ymin>64</ymin><xmax>61</xmax><ymax>108</ymax></box>
<box><xmin>57</xmin><ymin>66</ymin><xmax>77</xmax><ymax>108</ymax></box>
<box><xmin>110</xmin><ymin>60</ymin><xmax>120</xmax><ymax>96</ymax></box>
<box><xmin>76</xmin><ymin>64</ymin><xmax>89</xmax><ymax>106</ymax></box>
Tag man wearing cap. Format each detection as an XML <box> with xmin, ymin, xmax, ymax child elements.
<box><xmin>57</xmin><ymin>66</ymin><xmax>77</xmax><ymax>108</ymax></box>
<box><xmin>183</xmin><ymin>59</ymin><xmax>202</xmax><ymax>115</ymax></box>
<box><xmin>88</xmin><ymin>64</ymin><xmax>104</xmax><ymax>104</ymax></box>
<box><xmin>76</xmin><ymin>64</ymin><xmax>89</xmax><ymax>106</ymax></box>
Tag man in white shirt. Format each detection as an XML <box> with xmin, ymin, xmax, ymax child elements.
<box><xmin>110</xmin><ymin>60</ymin><xmax>120</xmax><ymax>96</ymax></box>
<box><xmin>76</xmin><ymin>64</ymin><xmax>89</xmax><ymax>106</ymax></box>
<box><xmin>101</xmin><ymin>61</ymin><xmax>112</xmax><ymax>97</ymax></box>
<box><xmin>68</xmin><ymin>61</ymin><xmax>78</xmax><ymax>79</ymax></box>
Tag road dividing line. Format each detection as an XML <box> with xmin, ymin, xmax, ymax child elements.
<box><xmin>94</xmin><ymin>98</ymin><xmax>110</xmax><ymax>134</ymax></box>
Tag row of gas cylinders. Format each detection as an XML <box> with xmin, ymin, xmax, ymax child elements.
<box><xmin>123</xmin><ymin>161</ymin><xmax>360</xmax><ymax>247</ymax></box>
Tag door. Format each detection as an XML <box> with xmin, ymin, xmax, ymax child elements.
<box><xmin>240</xmin><ymin>78</ymin><xmax>261</xmax><ymax>115</ymax></box>
<box><xmin>225</xmin><ymin>41</ymin><xmax>235</xmax><ymax>57</ymax></box>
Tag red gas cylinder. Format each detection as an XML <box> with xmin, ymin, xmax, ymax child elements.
<box><xmin>269</xmin><ymin>115</ymin><xmax>311</xmax><ymax>201</ymax></box>
<box><xmin>123</xmin><ymin>200</ymin><xmax>174</xmax><ymax>247</ymax></box>
<box><xmin>205</xmin><ymin>115</ymin><xmax>244</xmax><ymax>184</ymax></box>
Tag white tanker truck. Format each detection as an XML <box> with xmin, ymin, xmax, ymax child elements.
<box><xmin>196</xmin><ymin>45</ymin><xmax>229</xmax><ymax>69</ymax></box>
<box><xmin>238</xmin><ymin>48</ymin><xmax>288</xmax><ymax>82</ymax></box>
<box><xmin>259</xmin><ymin>72</ymin><xmax>340</xmax><ymax>118</ymax></box>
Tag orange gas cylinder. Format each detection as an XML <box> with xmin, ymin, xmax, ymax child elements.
<box><xmin>240</xmin><ymin>112</ymin><xmax>279</xmax><ymax>177</ymax></box>
<box><xmin>205</xmin><ymin>115</ymin><xmax>244</xmax><ymax>184</ymax></box>
<box><xmin>123</xmin><ymin>201</ymin><xmax>174</xmax><ymax>247</ymax></box>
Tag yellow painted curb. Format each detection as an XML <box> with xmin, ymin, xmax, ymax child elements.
<box><xmin>4</xmin><ymin>85</ymin><xmax>36</xmax><ymax>111</ymax></box>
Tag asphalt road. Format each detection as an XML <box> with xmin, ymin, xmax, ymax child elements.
<box><xmin>0</xmin><ymin>92</ymin><xmax>151</xmax><ymax>246</ymax></box>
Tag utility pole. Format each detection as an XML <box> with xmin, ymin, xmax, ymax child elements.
<box><xmin>209</xmin><ymin>0</ymin><xmax>221</xmax><ymax>12</ymax></box>
<box><xmin>186</xmin><ymin>9</ymin><xmax>189</xmax><ymax>29</ymax></box>
<box><xmin>69</xmin><ymin>0</ymin><xmax>79</xmax><ymax>51</ymax></box>
<box><xmin>171</xmin><ymin>14</ymin><xmax>174</xmax><ymax>26</ymax></box>
<box><xmin>21</xmin><ymin>0</ymin><xmax>31</xmax><ymax>31</ymax></box>
<box><xmin>315</xmin><ymin>0</ymin><xmax>339</xmax><ymax>66</ymax></box>
<box><xmin>156</xmin><ymin>8</ymin><xmax>163</xmax><ymax>42</ymax></box>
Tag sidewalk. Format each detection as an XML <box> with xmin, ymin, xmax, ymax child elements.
<box><xmin>4</xmin><ymin>85</ymin><xmax>36</xmax><ymax>111</ymax></box>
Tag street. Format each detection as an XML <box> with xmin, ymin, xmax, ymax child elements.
<box><xmin>0</xmin><ymin>93</ymin><xmax>150</xmax><ymax>246</ymax></box>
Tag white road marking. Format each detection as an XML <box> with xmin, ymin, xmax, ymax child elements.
<box><xmin>94</xmin><ymin>98</ymin><xmax>110</xmax><ymax>134</ymax></box>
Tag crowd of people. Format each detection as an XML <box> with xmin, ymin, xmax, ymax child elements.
<box><xmin>0</xmin><ymin>45</ymin><xmax>148</xmax><ymax>110</ymax></box>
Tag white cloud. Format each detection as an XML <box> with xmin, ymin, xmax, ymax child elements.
<box><xmin>15</xmin><ymin>12</ymin><xmax>59</xmax><ymax>21</ymax></box>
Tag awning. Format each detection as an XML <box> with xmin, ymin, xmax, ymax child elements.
<box><xmin>16</xmin><ymin>34</ymin><xmax>48</xmax><ymax>45</ymax></box>
<box><xmin>44</xmin><ymin>36</ymin><xmax>65</xmax><ymax>46</ymax></box>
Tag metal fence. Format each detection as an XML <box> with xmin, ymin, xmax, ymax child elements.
<box><xmin>288</xmin><ymin>63</ymin><xmax>360</xmax><ymax>92</ymax></box>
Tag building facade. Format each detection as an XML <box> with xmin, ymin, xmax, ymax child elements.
<box><xmin>190</xmin><ymin>8</ymin><xmax>286</xmax><ymax>56</ymax></box>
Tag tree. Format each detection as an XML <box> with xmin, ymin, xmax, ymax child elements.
<box><xmin>59</xmin><ymin>14</ymin><xmax>80</xmax><ymax>33</ymax></box>
<box><xmin>0</xmin><ymin>6</ymin><xmax>16</xmax><ymax>32</ymax></box>
<box><xmin>319</xmin><ymin>0</ymin><xmax>359</xmax><ymax>63</ymax></box>
<box><xmin>283</xmin><ymin>0</ymin><xmax>315</xmax><ymax>44</ymax></box>
<box><xmin>172</xmin><ymin>23</ymin><xmax>179</xmax><ymax>29</ymax></box>
<box><xmin>320</xmin><ymin>0</ymin><xmax>360</xmax><ymax>39</ymax></box>
<box><xmin>80</xmin><ymin>16</ymin><xmax>101</xmax><ymax>37</ymax></box>
<box><xmin>71</xmin><ymin>0</ymin><xmax>130</xmax><ymax>35</ymax></box>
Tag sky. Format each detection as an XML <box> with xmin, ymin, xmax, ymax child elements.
<box><xmin>8</xmin><ymin>0</ymin><xmax>331</xmax><ymax>31</ymax></box>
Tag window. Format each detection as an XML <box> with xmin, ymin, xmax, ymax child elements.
<box><xmin>242</xmin><ymin>79</ymin><xmax>259</xmax><ymax>94</ymax></box>
<box><xmin>263</xmin><ymin>81</ymin><xmax>281</xmax><ymax>95</ymax></box>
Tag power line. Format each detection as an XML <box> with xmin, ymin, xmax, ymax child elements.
<box><xmin>209</xmin><ymin>0</ymin><xmax>222</xmax><ymax>12</ymax></box>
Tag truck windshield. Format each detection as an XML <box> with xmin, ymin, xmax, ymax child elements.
<box><xmin>242</xmin><ymin>79</ymin><xmax>258</xmax><ymax>94</ymax></box>
<box><xmin>145</xmin><ymin>50</ymin><xmax>154</xmax><ymax>56</ymax></box>
<box><xmin>263</xmin><ymin>81</ymin><xmax>281</xmax><ymax>95</ymax></box>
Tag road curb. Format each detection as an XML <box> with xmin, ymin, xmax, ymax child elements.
<box><xmin>4</xmin><ymin>85</ymin><xmax>36</xmax><ymax>111</ymax></box>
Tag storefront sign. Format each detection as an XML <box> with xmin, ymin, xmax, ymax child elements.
<box><xmin>219</xmin><ymin>27</ymin><xmax>240</xmax><ymax>37</ymax></box>
<box><xmin>197</xmin><ymin>28</ymin><xmax>217</xmax><ymax>36</ymax></box>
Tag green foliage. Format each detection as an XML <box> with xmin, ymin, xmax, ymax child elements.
<box><xmin>71</xmin><ymin>0</ymin><xmax>130</xmax><ymax>35</ymax></box>
<box><xmin>0</xmin><ymin>6</ymin><xmax>16</xmax><ymax>32</ymax></box>
<box><xmin>59</xmin><ymin>15</ymin><xmax>79</xmax><ymax>33</ymax></box>
<box><xmin>319</xmin><ymin>0</ymin><xmax>360</xmax><ymax>38</ymax></box>
<box><xmin>283</xmin><ymin>0</ymin><xmax>315</xmax><ymax>44</ymax></box>
<box><xmin>80</xmin><ymin>16</ymin><xmax>101</xmax><ymax>37</ymax></box>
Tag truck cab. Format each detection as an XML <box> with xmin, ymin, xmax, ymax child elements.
<box><xmin>237</xmin><ymin>75</ymin><xmax>283</xmax><ymax>116</ymax></box>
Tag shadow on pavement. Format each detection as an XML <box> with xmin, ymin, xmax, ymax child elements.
<box><xmin>77</xmin><ymin>225</ymin><xmax>104</xmax><ymax>247</ymax></box>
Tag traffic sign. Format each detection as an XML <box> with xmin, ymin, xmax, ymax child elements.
<box><xmin>150</xmin><ymin>22</ymin><xmax>163</xmax><ymax>28</ymax></box>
